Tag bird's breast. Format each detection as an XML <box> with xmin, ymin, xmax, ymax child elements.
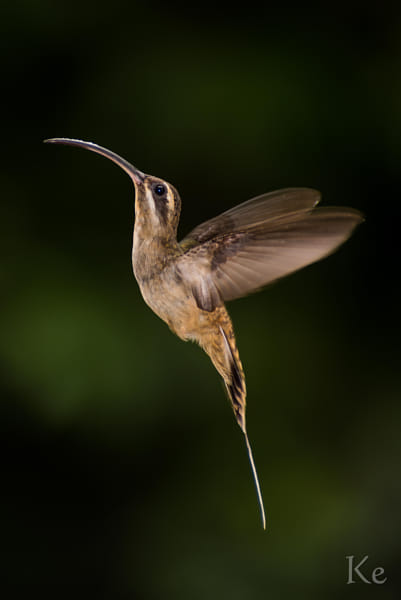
<box><xmin>132</xmin><ymin>235</ymin><xmax>216</xmax><ymax>341</ymax></box>
<box><xmin>135</xmin><ymin>264</ymin><xmax>212</xmax><ymax>341</ymax></box>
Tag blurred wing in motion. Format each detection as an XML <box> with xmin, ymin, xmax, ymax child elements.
<box><xmin>181</xmin><ymin>188</ymin><xmax>321</xmax><ymax>246</ymax></box>
<box><xmin>179</xmin><ymin>188</ymin><xmax>364</xmax><ymax>306</ymax></box>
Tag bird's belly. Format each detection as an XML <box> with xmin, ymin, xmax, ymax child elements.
<box><xmin>139</xmin><ymin>276</ymin><xmax>205</xmax><ymax>340</ymax></box>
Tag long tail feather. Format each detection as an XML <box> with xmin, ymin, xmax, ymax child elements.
<box><xmin>244</xmin><ymin>431</ymin><xmax>266</xmax><ymax>530</ymax></box>
<box><xmin>218</xmin><ymin>323</ymin><xmax>266</xmax><ymax>529</ymax></box>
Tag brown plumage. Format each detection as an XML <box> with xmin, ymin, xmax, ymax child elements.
<box><xmin>44</xmin><ymin>138</ymin><xmax>364</xmax><ymax>529</ymax></box>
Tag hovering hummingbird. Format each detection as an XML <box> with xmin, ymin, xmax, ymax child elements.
<box><xmin>44</xmin><ymin>138</ymin><xmax>363</xmax><ymax>529</ymax></box>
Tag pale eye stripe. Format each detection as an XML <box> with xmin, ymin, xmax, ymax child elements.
<box><xmin>145</xmin><ymin>187</ymin><xmax>158</xmax><ymax>224</ymax></box>
<box><xmin>167</xmin><ymin>187</ymin><xmax>175</xmax><ymax>211</ymax></box>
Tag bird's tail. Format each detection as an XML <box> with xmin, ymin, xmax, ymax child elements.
<box><xmin>243</xmin><ymin>430</ymin><xmax>266</xmax><ymax>529</ymax></box>
<box><xmin>219</xmin><ymin>324</ymin><xmax>247</xmax><ymax>431</ymax></box>
<box><xmin>199</xmin><ymin>309</ymin><xmax>265</xmax><ymax>528</ymax></box>
<box><xmin>218</xmin><ymin>323</ymin><xmax>266</xmax><ymax>530</ymax></box>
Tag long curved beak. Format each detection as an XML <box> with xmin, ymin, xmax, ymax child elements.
<box><xmin>44</xmin><ymin>138</ymin><xmax>145</xmax><ymax>185</ymax></box>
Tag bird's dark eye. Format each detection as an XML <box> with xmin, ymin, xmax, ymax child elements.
<box><xmin>154</xmin><ymin>184</ymin><xmax>166</xmax><ymax>196</ymax></box>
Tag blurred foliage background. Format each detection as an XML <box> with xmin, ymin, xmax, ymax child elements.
<box><xmin>1</xmin><ymin>1</ymin><xmax>400</xmax><ymax>598</ymax></box>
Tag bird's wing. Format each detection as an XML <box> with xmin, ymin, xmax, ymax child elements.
<box><xmin>178</xmin><ymin>189</ymin><xmax>363</xmax><ymax>308</ymax></box>
<box><xmin>180</xmin><ymin>188</ymin><xmax>321</xmax><ymax>249</ymax></box>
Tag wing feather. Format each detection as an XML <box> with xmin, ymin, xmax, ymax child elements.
<box><xmin>179</xmin><ymin>189</ymin><xmax>363</xmax><ymax>304</ymax></box>
<box><xmin>181</xmin><ymin>188</ymin><xmax>321</xmax><ymax>248</ymax></box>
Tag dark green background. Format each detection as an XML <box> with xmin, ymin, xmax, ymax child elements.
<box><xmin>1</xmin><ymin>2</ymin><xmax>400</xmax><ymax>598</ymax></box>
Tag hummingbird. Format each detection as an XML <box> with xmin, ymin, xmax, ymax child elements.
<box><xmin>44</xmin><ymin>137</ymin><xmax>363</xmax><ymax>529</ymax></box>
